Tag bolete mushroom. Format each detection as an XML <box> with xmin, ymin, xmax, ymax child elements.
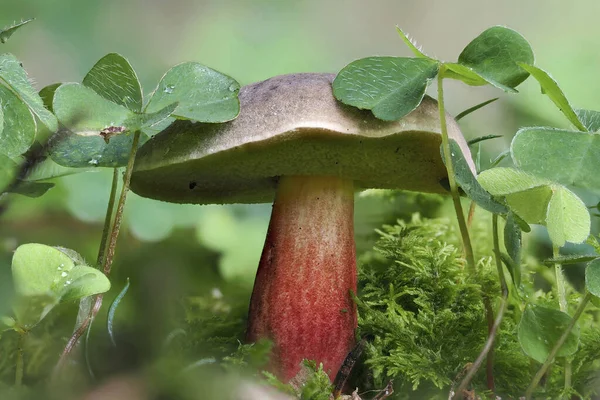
<box><xmin>130</xmin><ymin>73</ymin><xmax>475</xmax><ymax>382</ymax></box>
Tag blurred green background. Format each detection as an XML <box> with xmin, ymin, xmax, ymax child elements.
<box><xmin>2</xmin><ymin>0</ymin><xmax>599</xmax><ymax>275</ymax></box>
<box><xmin>1</xmin><ymin>0</ymin><xmax>600</xmax><ymax>394</ymax></box>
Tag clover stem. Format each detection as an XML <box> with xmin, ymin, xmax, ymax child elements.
<box><xmin>453</xmin><ymin>213</ymin><xmax>507</xmax><ymax>398</ymax></box>
<box><xmin>552</xmin><ymin>245</ymin><xmax>572</xmax><ymax>390</ymax></box>
<box><xmin>103</xmin><ymin>131</ymin><xmax>141</xmax><ymax>275</ymax></box>
<box><xmin>467</xmin><ymin>201</ymin><xmax>476</xmax><ymax>229</ymax></box>
<box><xmin>564</xmin><ymin>361</ymin><xmax>572</xmax><ymax>392</ymax></box>
<box><xmin>96</xmin><ymin>168</ymin><xmax>119</xmax><ymax>267</ymax></box>
<box><xmin>15</xmin><ymin>330</ymin><xmax>27</xmax><ymax>386</ymax></box>
<box><xmin>53</xmin><ymin>131</ymin><xmax>142</xmax><ymax>379</ymax></box>
<box><xmin>554</xmin><ymin>246</ymin><xmax>568</xmax><ymax>313</ymax></box>
<box><xmin>525</xmin><ymin>293</ymin><xmax>591</xmax><ymax>399</ymax></box>
<box><xmin>483</xmin><ymin>296</ymin><xmax>495</xmax><ymax>391</ymax></box>
<box><xmin>78</xmin><ymin>169</ymin><xmax>118</xmax><ymax>380</ymax></box>
<box><xmin>437</xmin><ymin>67</ymin><xmax>475</xmax><ymax>272</ymax></box>
<box><xmin>246</xmin><ymin>175</ymin><xmax>357</xmax><ymax>382</ymax></box>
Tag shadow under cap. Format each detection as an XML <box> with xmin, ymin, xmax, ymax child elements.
<box><xmin>131</xmin><ymin>73</ymin><xmax>475</xmax><ymax>204</ymax></box>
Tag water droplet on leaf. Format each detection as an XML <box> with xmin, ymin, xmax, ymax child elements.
<box><xmin>164</xmin><ymin>84</ymin><xmax>175</xmax><ymax>94</ymax></box>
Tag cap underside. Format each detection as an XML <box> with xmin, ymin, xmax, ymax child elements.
<box><xmin>131</xmin><ymin>127</ymin><xmax>448</xmax><ymax>204</ymax></box>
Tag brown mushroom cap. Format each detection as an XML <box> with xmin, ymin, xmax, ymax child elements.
<box><xmin>131</xmin><ymin>73</ymin><xmax>475</xmax><ymax>204</ymax></box>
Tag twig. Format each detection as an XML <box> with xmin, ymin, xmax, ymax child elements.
<box><xmin>333</xmin><ymin>337</ymin><xmax>366</xmax><ymax>397</ymax></box>
<box><xmin>372</xmin><ymin>380</ymin><xmax>394</xmax><ymax>400</ymax></box>
<box><xmin>52</xmin><ymin>294</ymin><xmax>103</xmax><ymax>379</ymax></box>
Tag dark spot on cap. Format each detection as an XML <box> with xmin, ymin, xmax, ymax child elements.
<box><xmin>189</xmin><ymin>181</ymin><xmax>197</xmax><ymax>189</ymax></box>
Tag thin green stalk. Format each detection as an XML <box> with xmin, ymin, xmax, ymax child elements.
<box><xmin>84</xmin><ymin>167</ymin><xmax>119</xmax><ymax>378</ymax></box>
<box><xmin>79</xmin><ymin>167</ymin><xmax>119</xmax><ymax>380</ymax></box>
<box><xmin>52</xmin><ymin>296</ymin><xmax>103</xmax><ymax>383</ymax></box>
<box><xmin>101</xmin><ymin>131</ymin><xmax>141</xmax><ymax>276</ymax></box>
<box><xmin>564</xmin><ymin>362</ymin><xmax>572</xmax><ymax>391</ymax></box>
<box><xmin>53</xmin><ymin>131</ymin><xmax>142</xmax><ymax>380</ymax></box>
<box><xmin>453</xmin><ymin>214</ymin><xmax>508</xmax><ymax>398</ymax></box>
<box><xmin>493</xmin><ymin>215</ymin><xmax>509</xmax><ymax>296</ymax></box>
<box><xmin>437</xmin><ymin>67</ymin><xmax>475</xmax><ymax>272</ymax></box>
<box><xmin>525</xmin><ymin>293</ymin><xmax>591</xmax><ymax>399</ymax></box>
<box><xmin>467</xmin><ymin>200</ymin><xmax>477</xmax><ymax>229</ymax></box>
<box><xmin>15</xmin><ymin>331</ymin><xmax>27</xmax><ymax>386</ymax></box>
<box><xmin>84</xmin><ymin>308</ymin><xmax>95</xmax><ymax>380</ymax></box>
<box><xmin>483</xmin><ymin>296</ymin><xmax>495</xmax><ymax>392</ymax></box>
<box><xmin>552</xmin><ymin>245</ymin><xmax>571</xmax><ymax>390</ymax></box>
<box><xmin>554</xmin><ymin>246</ymin><xmax>567</xmax><ymax>313</ymax></box>
<box><xmin>96</xmin><ymin>168</ymin><xmax>119</xmax><ymax>267</ymax></box>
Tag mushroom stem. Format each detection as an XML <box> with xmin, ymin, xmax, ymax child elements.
<box><xmin>246</xmin><ymin>175</ymin><xmax>357</xmax><ymax>382</ymax></box>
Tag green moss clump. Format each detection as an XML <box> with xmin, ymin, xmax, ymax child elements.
<box><xmin>263</xmin><ymin>360</ymin><xmax>333</xmax><ymax>400</ymax></box>
<box><xmin>222</xmin><ymin>339</ymin><xmax>272</xmax><ymax>372</ymax></box>
<box><xmin>572</xmin><ymin>327</ymin><xmax>600</xmax><ymax>398</ymax></box>
<box><xmin>353</xmin><ymin>213</ymin><xmax>600</xmax><ymax>399</ymax></box>
<box><xmin>177</xmin><ymin>288</ymin><xmax>249</xmax><ymax>360</ymax></box>
<box><xmin>296</xmin><ymin>361</ymin><xmax>333</xmax><ymax>400</ymax></box>
<box><xmin>356</xmin><ymin>215</ymin><xmax>488</xmax><ymax>391</ymax></box>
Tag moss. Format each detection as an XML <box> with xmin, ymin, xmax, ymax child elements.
<box><xmin>0</xmin><ymin>303</ymin><xmax>77</xmax><ymax>386</ymax></box>
<box><xmin>263</xmin><ymin>360</ymin><xmax>333</xmax><ymax>400</ymax></box>
<box><xmin>356</xmin><ymin>214</ymin><xmax>490</xmax><ymax>391</ymax></box>
<box><xmin>3</xmin><ymin>207</ymin><xmax>599</xmax><ymax>399</ymax></box>
<box><xmin>354</xmin><ymin>213</ymin><xmax>600</xmax><ymax>399</ymax></box>
<box><xmin>175</xmin><ymin>288</ymin><xmax>249</xmax><ymax>360</ymax></box>
<box><xmin>296</xmin><ymin>361</ymin><xmax>333</xmax><ymax>400</ymax></box>
<box><xmin>222</xmin><ymin>339</ymin><xmax>272</xmax><ymax>373</ymax></box>
<box><xmin>572</xmin><ymin>326</ymin><xmax>600</xmax><ymax>398</ymax></box>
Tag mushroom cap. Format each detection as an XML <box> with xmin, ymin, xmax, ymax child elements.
<box><xmin>131</xmin><ymin>73</ymin><xmax>475</xmax><ymax>204</ymax></box>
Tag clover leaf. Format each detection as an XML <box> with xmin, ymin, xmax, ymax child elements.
<box><xmin>333</xmin><ymin>57</ymin><xmax>439</xmax><ymax>121</ymax></box>
<box><xmin>11</xmin><ymin>244</ymin><xmax>110</xmax><ymax>329</ymax></box>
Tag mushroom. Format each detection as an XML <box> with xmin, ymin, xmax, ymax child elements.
<box><xmin>130</xmin><ymin>73</ymin><xmax>475</xmax><ymax>382</ymax></box>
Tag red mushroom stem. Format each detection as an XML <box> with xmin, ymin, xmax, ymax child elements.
<box><xmin>246</xmin><ymin>175</ymin><xmax>357</xmax><ymax>382</ymax></box>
